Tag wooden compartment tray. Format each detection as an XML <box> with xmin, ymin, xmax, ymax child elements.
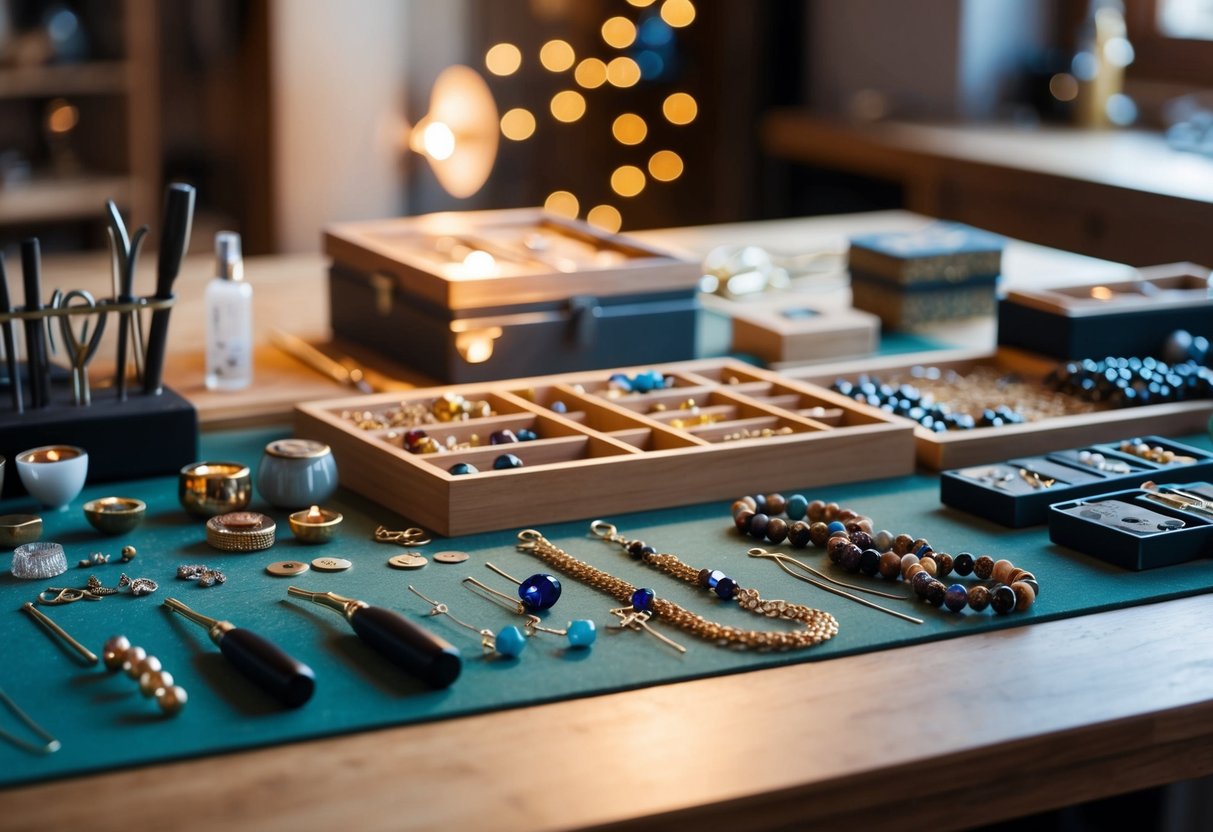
<box><xmin>293</xmin><ymin>359</ymin><xmax>915</xmax><ymax>536</ymax></box>
<box><xmin>784</xmin><ymin>348</ymin><xmax>1213</xmax><ymax>470</ymax></box>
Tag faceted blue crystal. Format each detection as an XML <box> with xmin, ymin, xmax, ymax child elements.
<box><xmin>707</xmin><ymin>569</ymin><xmax>726</xmax><ymax>588</ymax></box>
<box><xmin>715</xmin><ymin>577</ymin><xmax>737</xmax><ymax>601</ymax></box>
<box><xmin>494</xmin><ymin>626</ymin><xmax>527</xmax><ymax>658</ymax></box>
<box><xmin>785</xmin><ymin>494</ymin><xmax>808</xmax><ymax>521</ymax></box>
<box><xmin>448</xmin><ymin>462</ymin><xmax>478</xmax><ymax>475</ymax></box>
<box><xmin>518</xmin><ymin>573</ymin><xmax>562</xmax><ymax>610</ymax></box>
<box><xmin>493</xmin><ymin>453</ymin><xmax>524</xmax><ymax>470</ymax></box>
<box><xmin>631</xmin><ymin>587</ymin><xmax>656</xmax><ymax>612</ymax></box>
<box><xmin>566</xmin><ymin>619</ymin><xmax>597</xmax><ymax>648</ymax></box>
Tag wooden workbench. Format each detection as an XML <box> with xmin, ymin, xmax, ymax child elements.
<box><xmin>5</xmin><ymin>212</ymin><xmax>1201</xmax><ymax>832</ymax></box>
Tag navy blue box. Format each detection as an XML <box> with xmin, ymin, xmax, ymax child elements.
<box><xmin>1048</xmin><ymin>481</ymin><xmax>1213</xmax><ymax>570</ymax></box>
<box><xmin>998</xmin><ymin>263</ymin><xmax>1212</xmax><ymax>360</ymax></box>
<box><xmin>940</xmin><ymin>435</ymin><xmax>1213</xmax><ymax>527</ymax></box>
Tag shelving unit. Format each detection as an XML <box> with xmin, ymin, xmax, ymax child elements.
<box><xmin>0</xmin><ymin>0</ymin><xmax>157</xmax><ymax>245</ymax></box>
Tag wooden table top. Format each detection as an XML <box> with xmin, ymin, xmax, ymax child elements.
<box><xmin>7</xmin><ymin>212</ymin><xmax>1200</xmax><ymax>831</ymax></box>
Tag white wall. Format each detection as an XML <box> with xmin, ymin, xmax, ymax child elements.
<box><xmin>268</xmin><ymin>0</ymin><xmax>409</xmax><ymax>252</ymax></box>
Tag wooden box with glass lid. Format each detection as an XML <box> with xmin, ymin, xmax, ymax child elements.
<box><xmin>0</xmin><ymin>0</ymin><xmax>156</xmax><ymax>248</ymax></box>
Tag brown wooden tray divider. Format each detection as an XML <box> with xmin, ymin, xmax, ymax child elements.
<box><xmin>293</xmin><ymin>358</ymin><xmax>916</xmax><ymax>535</ymax></box>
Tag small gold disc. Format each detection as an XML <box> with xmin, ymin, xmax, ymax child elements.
<box><xmin>433</xmin><ymin>550</ymin><xmax>470</xmax><ymax>564</ymax></box>
<box><xmin>311</xmin><ymin>557</ymin><xmax>352</xmax><ymax>573</ymax></box>
<box><xmin>388</xmin><ymin>553</ymin><xmax>428</xmax><ymax>570</ymax></box>
<box><xmin>266</xmin><ymin>561</ymin><xmax>310</xmax><ymax>577</ymax></box>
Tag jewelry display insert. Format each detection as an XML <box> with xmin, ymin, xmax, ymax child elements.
<box><xmin>940</xmin><ymin>435</ymin><xmax>1213</xmax><ymax>527</ymax></box>
<box><xmin>787</xmin><ymin>348</ymin><xmax>1213</xmax><ymax>469</ymax></box>
<box><xmin>1049</xmin><ymin>482</ymin><xmax>1213</xmax><ymax>570</ymax></box>
<box><xmin>294</xmin><ymin>359</ymin><xmax>914</xmax><ymax>536</ymax></box>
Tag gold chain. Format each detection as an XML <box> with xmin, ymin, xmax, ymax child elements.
<box><xmin>516</xmin><ymin>529</ymin><xmax>838</xmax><ymax>650</ymax></box>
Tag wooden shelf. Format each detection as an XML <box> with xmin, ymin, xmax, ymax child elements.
<box><xmin>0</xmin><ymin>61</ymin><xmax>130</xmax><ymax>98</ymax></box>
<box><xmin>0</xmin><ymin>175</ymin><xmax>132</xmax><ymax>224</ymax></box>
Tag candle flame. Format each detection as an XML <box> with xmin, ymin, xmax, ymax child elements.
<box><xmin>307</xmin><ymin>506</ymin><xmax>322</xmax><ymax>521</ymax></box>
<box><xmin>47</xmin><ymin>450</ymin><xmax>60</xmax><ymax>462</ymax></box>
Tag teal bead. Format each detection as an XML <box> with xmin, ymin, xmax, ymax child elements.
<box><xmin>494</xmin><ymin>626</ymin><xmax>527</xmax><ymax>657</ymax></box>
<box><xmin>785</xmin><ymin>494</ymin><xmax>808</xmax><ymax>521</ymax></box>
<box><xmin>566</xmin><ymin>619</ymin><xmax>596</xmax><ymax>648</ymax></box>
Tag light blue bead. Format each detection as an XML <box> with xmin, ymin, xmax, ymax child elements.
<box><xmin>495</xmin><ymin>626</ymin><xmax>527</xmax><ymax>658</ymax></box>
<box><xmin>566</xmin><ymin>619</ymin><xmax>597</xmax><ymax>648</ymax></box>
<box><xmin>785</xmin><ymin>494</ymin><xmax>808</xmax><ymax>520</ymax></box>
<box><xmin>827</xmin><ymin>520</ymin><xmax>846</xmax><ymax>535</ymax></box>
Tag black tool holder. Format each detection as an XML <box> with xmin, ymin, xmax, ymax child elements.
<box><xmin>0</xmin><ymin>295</ymin><xmax>197</xmax><ymax>499</ymax></box>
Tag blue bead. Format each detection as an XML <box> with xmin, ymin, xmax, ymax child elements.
<box><xmin>914</xmin><ymin>543</ymin><xmax>933</xmax><ymax>557</ymax></box>
<box><xmin>944</xmin><ymin>584</ymin><xmax>968</xmax><ymax>612</ymax></box>
<box><xmin>608</xmin><ymin>373</ymin><xmax>633</xmax><ymax>392</ymax></box>
<box><xmin>448</xmin><ymin>462</ymin><xmax>478</xmax><ymax>475</ymax></box>
<box><xmin>631</xmin><ymin>587</ymin><xmax>655</xmax><ymax>612</ymax></box>
<box><xmin>518</xmin><ymin>574</ymin><xmax>562</xmax><ymax>610</ymax></box>
<box><xmin>631</xmin><ymin>373</ymin><xmax>654</xmax><ymax>392</ymax></box>
<box><xmin>715</xmin><ymin>577</ymin><xmax>737</xmax><ymax>600</ymax></box>
<box><xmin>516</xmin><ymin>428</ymin><xmax>539</xmax><ymax>442</ymax></box>
<box><xmin>493</xmin><ymin>453</ymin><xmax>524</xmax><ymax>470</ymax></box>
<box><xmin>827</xmin><ymin>520</ymin><xmax>846</xmax><ymax>535</ymax></box>
<box><xmin>785</xmin><ymin>494</ymin><xmax>808</xmax><ymax>520</ymax></box>
<box><xmin>707</xmin><ymin>569</ymin><xmax>725</xmax><ymax>588</ymax></box>
<box><xmin>494</xmin><ymin>626</ymin><xmax>527</xmax><ymax>658</ymax></box>
<box><xmin>551</xmin><ymin>401</ymin><xmax>568</xmax><ymax>414</ymax></box>
<box><xmin>566</xmin><ymin>619</ymin><xmax>597</xmax><ymax>648</ymax></box>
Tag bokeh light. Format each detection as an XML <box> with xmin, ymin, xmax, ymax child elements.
<box><xmin>575</xmin><ymin>57</ymin><xmax>608</xmax><ymax>89</ymax></box>
<box><xmin>661</xmin><ymin>0</ymin><xmax>696</xmax><ymax>27</ymax></box>
<box><xmin>544</xmin><ymin>191</ymin><xmax>580</xmax><ymax>218</ymax></box>
<box><xmin>602</xmin><ymin>16</ymin><xmax>638</xmax><ymax>49</ymax></box>
<box><xmin>587</xmin><ymin>204</ymin><xmax>622</xmax><ymax>232</ymax></box>
<box><xmin>550</xmin><ymin>90</ymin><xmax>587</xmax><ymax>122</ymax></box>
<box><xmin>610</xmin><ymin>165</ymin><xmax>646</xmax><ymax>197</ymax></box>
<box><xmin>500</xmin><ymin>108</ymin><xmax>536</xmax><ymax>141</ymax></box>
<box><xmin>663</xmin><ymin>92</ymin><xmax>698</xmax><ymax>124</ymax></box>
<box><xmin>485</xmin><ymin>43</ymin><xmax>522</xmax><ymax>76</ymax></box>
<box><xmin>612</xmin><ymin>113</ymin><xmax>648</xmax><ymax>145</ymax></box>
<box><xmin>607</xmin><ymin>56</ymin><xmax>641</xmax><ymax>87</ymax></box>
<box><xmin>648</xmin><ymin>150</ymin><xmax>684</xmax><ymax>181</ymax></box>
<box><xmin>540</xmin><ymin>39</ymin><xmax>575</xmax><ymax>72</ymax></box>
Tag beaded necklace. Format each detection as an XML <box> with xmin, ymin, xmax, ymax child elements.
<box><xmin>516</xmin><ymin>529</ymin><xmax>838</xmax><ymax>650</ymax></box>
<box><xmin>731</xmin><ymin>493</ymin><xmax>1039</xmax><ymax>615</ymax></box>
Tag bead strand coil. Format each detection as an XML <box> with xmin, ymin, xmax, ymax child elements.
<box><xmin>731</xmin><ymin>493</ymin><xmax>1039</xmax><ymax>616</ymax></box>
<box><xmin>517</xmin><ymin>529</ymin><xmax>838</xmax><ymax>650</ymax></box>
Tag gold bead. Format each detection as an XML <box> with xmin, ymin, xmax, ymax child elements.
<box><xmin>156</xmin><ymin>685</ymin><xmax>188</xmax><ymax>716</ymax></box>
<box><xmin>139</xmin><ymin>669</ymin><xmax>174</xmax><ymax>698</ymax></box>
<box><xmin>130</xmin><ymin>655</ymin><xmax>162</xmax><ymax>680</ymax></box>
<box><xmin>121</xmin><ymin>645</ymin><xmax>147</xmax><ymax>675</ymax></box>
<box><xmin>102</xmin><ymin>635</ymin><xmax>131</xmax><ymax>671</ymax></box>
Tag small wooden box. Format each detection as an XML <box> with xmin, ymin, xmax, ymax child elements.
<box><xmin>705</xmin><ymin>294</ymin><xmax>879</xmax><ymax>366</ymax></box>
<box><xmin>325</xmin><ymin>209</ymin><xmax>702</xmax><ymax>383</ymax></box>
<box><xmin>785</xmin><ymin>348</ymin><xmax>1213</xmax><ymax>470</ymax></box>
<box><xmin>998</xmin><ymin>263</ymin><xmax>1213</xmax><ymax>359</ymax></box>
<box><xmin>293</xmin><ymin>358</ymin><xmax>915</xmax><ymax>536</ymax></box>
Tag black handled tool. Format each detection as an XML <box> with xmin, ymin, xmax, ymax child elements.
<box><xmin>106</xmin><ymin>200</ymin><xmax>148</xmax><ymax>400</ymax></box>
<box><xmin>143</xmin><ymin>182</ymin><xmax>196</xmax><ymax>395</ymax></box>
<box><xmin>0</xmin><ymin>254</ymin><xmax>23</xmax><ymax>413</ymax></box>
<box><xmin>287</xmin><ymin>587</ymin><xmax>462</xmax><ymax>689</ymax></box>
<box><xmin>19</xmin><ymin>239</ymin><xmax>50</xmax><ymax>408</ymax></box>
<box><xmin>163</xmin><ymin>597</ymin><xmax>316</xmax><ymax>708</ymax></box>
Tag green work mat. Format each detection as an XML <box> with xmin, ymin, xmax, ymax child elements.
<box><xmin>2</xmin><ymin>428</ymin><xmax>1211</xmax><ymax>787</ymax></box>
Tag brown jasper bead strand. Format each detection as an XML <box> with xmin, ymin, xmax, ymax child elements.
<box><xmin>899</xmin><ymin>551</ymin><xmax>1038</xmax><ymax>615</ymax></box>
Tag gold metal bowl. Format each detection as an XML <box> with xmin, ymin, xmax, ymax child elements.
<box><xmin>0</xmin><ymin>514</ymin><xmax>43</xmax><ymax>547</ymax></box>
<box><xmin>83</xmin><ymin>497</ymin><xmax>147</xmax><ymax>535</ymax></box>
<box><xmin>288</xmin><ymin>505</ymin><xmax>343</xmax><ymax>544</ymax></box>
<box><xmin>179</xmin><ymin>462</ymin><xmax>252</xmax><ymax>517</ymax></box>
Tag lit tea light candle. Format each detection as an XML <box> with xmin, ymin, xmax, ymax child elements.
<box><xmin>15</xmin><ymin>445</ymin><xmax>88</xmax><ymax>509</ymax></box>
<box><xmin>288</xmin><ymin>505</ymin><xmax>343</xmax><ymax>544</ymax></box>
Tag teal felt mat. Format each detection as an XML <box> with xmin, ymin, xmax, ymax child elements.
<box><xmin>2</xmin><ymin>428</ymin><xmax>1212</xmax><ymax>787</ymax></box>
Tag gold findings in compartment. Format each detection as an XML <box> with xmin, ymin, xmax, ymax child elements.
<box><xmin>388</xmin><ymin>553</ymin><xmax>428</xmax><ymax>569</ymax></box>
<box><xmin>719</xmin><ymin>426</ymin><xmax>794</xmax><ymax>442</ymax></box>
<box><xmin>206</xmin><ymin>512</ymin><xmax>277</xmax><ymax>552</ymax></box>
<box><xmin>266</xmin><ymin>561</ymin><xmax>310</xmax><ymax>577</ymax></box>
<box><xmin>1120</xmin><ymin>439</ymin><xmax>1197</xmax><ymax>465</ymax></box>
<box><xmin>311</xmin><ymin>557</ymin><xmax>352</xmax><ymax>572</ymax></box>
<box><xmin>343</xmin><ymin>393</ymin><xmax>495</xmax><ymax>432</ymax></box>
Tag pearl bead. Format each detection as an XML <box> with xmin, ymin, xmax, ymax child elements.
<box><xmin>121</xmin><ymin>646</ymin><xmax>147</xmax><ymax>676</ymax></box>
<box><xmin>156</xmin><ymin>685</ymin><xmax>188</xmax><ymax>716</ymax></box>
<box><xmin>140</xmin><ymin>669</ymin><xmax>174</xmax><ymax>697</ymax></box>
<box><xmin>131</xmin><ymin>655</ymin><xmax>162</xmax><ymax>680</ymax></box>
<box><xmin>102</xmin><ymin>635</ymin><xmax>131</xmax><ymax>671</ymax></box>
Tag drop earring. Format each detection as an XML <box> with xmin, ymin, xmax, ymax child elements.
<box><xmin>407</xmin><ymin>585</ymin><xmax>528</xmax><ymax>658</ymax></box>
<box><xmin>463</xmin><ymin>570</ymin><xmax>596</xmax><ymax>649</ymax></box>
<box><xmin>484</xmin><ymin>562</ymin><xmax>562</xmax><ymax>611</ymax></box>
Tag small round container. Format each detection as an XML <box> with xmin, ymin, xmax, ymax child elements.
<box><xmin>288</xmin><ymin>505</ymin><xmax>343</xmax><ymax>544</ymax></box>
<box><xmin>83</xmin><ymin>497</ymin><xmax>147</xmax><ymax>535</ymax></box>
<box><xmin>179</xmin><ymin>462</ymin><xmax>252</xmax><ymax>517</ymax></box>
<box><xmin>12</xmin><ymin>541</ymin><xmax>68</xmax><ymax>579</ymax></box>
<box><xmin>16</xmin><ymin>446</ymin><xmax>88</xmax><ymax>509</ymax></box>
<box><xmin>256</xmin><ymin>439</ymin><xmax>338</xmax><ymax>509</ymax></box>
<box><xmin>0</xmin><ymin>514</ymin><xmax>42</xmax><ymax>547</ymax></box>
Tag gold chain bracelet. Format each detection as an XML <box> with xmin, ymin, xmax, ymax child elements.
<box><xmin>516</xmin><ymin>529</ymin><xmax>838</xmax><ymax>651</ymax></box>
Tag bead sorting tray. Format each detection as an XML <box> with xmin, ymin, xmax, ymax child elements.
<box><xmin>1048</xmin><ymin>482</ymin><xmax>1213</xmax><ymax>570</ymax></box>
<box><xmin>293</xmin><ymin>359</ymin><xmax>915</xmax><ymax>536</ymax></box>
<box><xmin>785</xmin><ymin>348</ymin><xmax>1213</xmax><ymax>469</ymax></box>
<box><xmin>939</xmin><ymin>435</ymin><xmax>1213</xmax><ymax>527</ymax></box>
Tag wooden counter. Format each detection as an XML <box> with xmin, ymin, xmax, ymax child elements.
<box><xmin>5</xmin><ymin>213</ymin><xmax>1202</xmax><ymax>831</ymax></box>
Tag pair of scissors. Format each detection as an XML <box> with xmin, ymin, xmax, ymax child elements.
<box><xmin>52</xmin><ymin>290</ymin><xmax>107</xmax><ymax>406</ymax></box>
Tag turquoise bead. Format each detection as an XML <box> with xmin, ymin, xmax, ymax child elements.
<box><xmin>494</xmin><ymin>626</ymin><xmax>527</xmax><ymax>657</ymax></box>
<box><xmin>785</xmin><ymin>494</ymin><xmax>808</xmax><ymax>520</ymax></box>
<box><xmin>566</xmin><ymin>619</ymin><xmax>597</xmax><ymax>648</ymax></box>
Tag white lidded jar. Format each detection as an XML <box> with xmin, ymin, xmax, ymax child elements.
<box><xmin>205</xmin><ymin>230</ymin><xmax>253</xmax><ymax>390</ymax></box>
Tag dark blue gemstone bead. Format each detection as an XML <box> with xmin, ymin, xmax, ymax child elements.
<box><xmin>631</xmin><ymin>587</ymin><xmax>655</xmax><ymax>612</ymax></box>
<box><xmin>493</xmin><ymin>453</ymin><xmax>524</xmax><ymax>470</ymax></box>
<box><xmin>627</xmin><ymin>540</ymin><xmax>647</xmax><ymax>559</ymax></box>
<box><xmin>715</xmin><ymin>577</ymin><xmax>737</xmax><ymax>600</ymax></box>
<box><xmin>707</xmin><ymin>569</ymin><xmax>725</xmax><ymax>588</ymax></box>
<box><xmin>990</xmin><ymin>584</ymin><xmax>1017</xmax><ymax>614</ymax></box>
<box><xmin>489</xmin><ymin>429</ymin><xmax>519</xmax><ymax>445</ymax></box>
<box><xmin>944</xmin><ymin>584</ymin><xmax>968</xmax><ymax>612</ymax></box>
<box><xmin>914</xmin><ymin>543</ymin><xmax>933</xmax><ymax>557</ymax></box>
<box><xmin>516</xmin><ymin>429</ymin><xmax>539</xmax><ymax>441</ymax></box>
<box><xmin>859</xmin><ymin>548</ymin><xmax>881</xmax><ymax>576</ymax></box>
<box><xmin>518</xmin><ymin>574</ymin><xmax>562</xmax><ymax>610</ymax></box>
<box><xmin>448</xmin><ymin>462</ymin><xmax>478</xmax><ymax>475</ymax></box>
<box><xmin>840</xmin><ymin>544</ymin><xmax>863</xmax><ymax>573</ymax></box>
<box><xmin>953</xmin><ymin>552</ymin><xmax>975</xmax><ymax>576</ymax></box>
<box><xmin>748</xmin><ymin>513</ymin><xmax>770</xmax><ymax>539</ymax></box>
<box><xmin>608</xmin><ymin>372</ymin><xmax>632</xmax><ymax>392</ymax></box>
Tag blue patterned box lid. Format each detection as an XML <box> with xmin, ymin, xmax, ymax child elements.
<box><xmin>850</xmin><ymin>222</ymin><xmax>1005</xmax><ymax>259</ymax></box>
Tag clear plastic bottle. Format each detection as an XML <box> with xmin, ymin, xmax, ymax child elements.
<box><xmin>204</xmin><ymin>230</ymin><xmax>253</xmax><ymax>391</ymax></box>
